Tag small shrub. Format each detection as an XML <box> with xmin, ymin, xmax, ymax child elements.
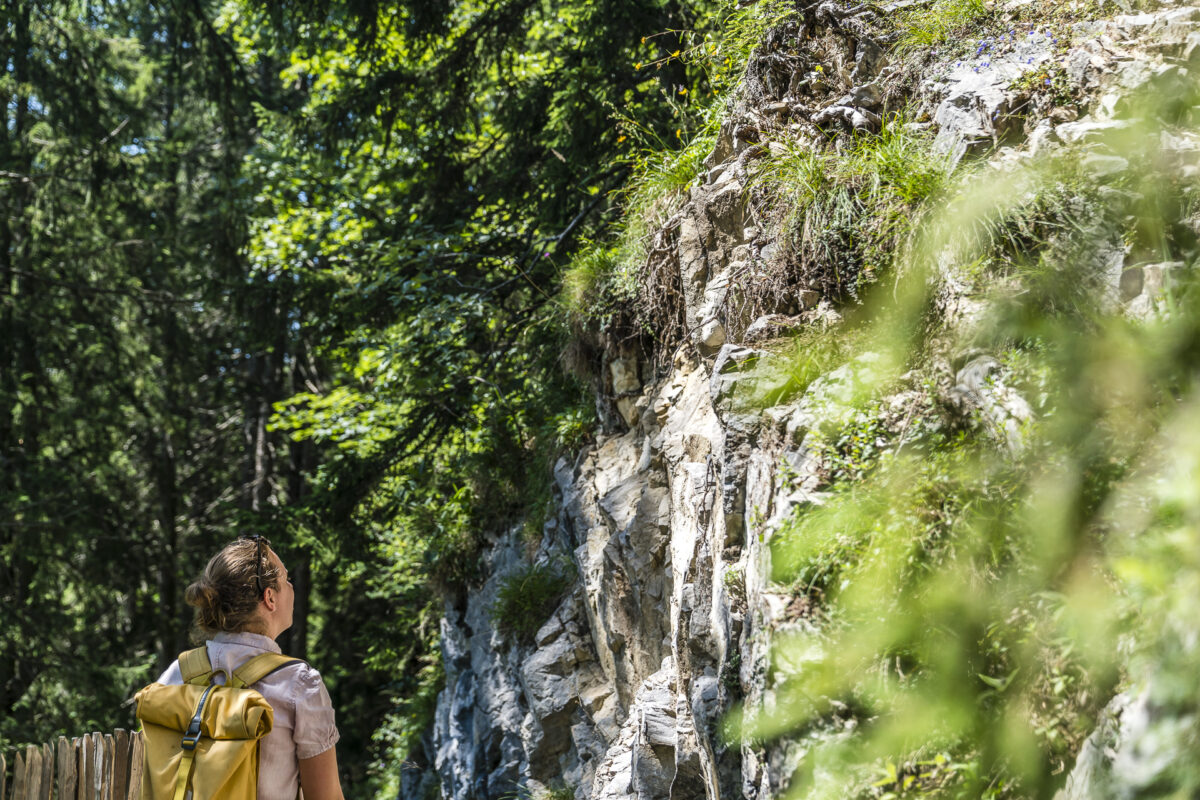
<box><xmin>723</xmin><ymin>649</ymin><xmax>743</xmax><ymax>693</ymax></box>
<box><xmin>500</xmin><ymin>781</ymin><xmax>575</xmax><ymax>800</ymax></box>
<box><xmin>723</xmin><ymin>565</ymin><xmax>746</xmax><ymax>603</ymax></box>
<box><xmin>551</xmin><ymin>406</ymin><xmax>594</xmax><ymax>451</ymax></box>
<box><xmin>491</xmin><ymin>562</ymin><xmax>572</xmax><ymax>644</ymax></box>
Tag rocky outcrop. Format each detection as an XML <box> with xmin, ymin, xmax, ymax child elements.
<box><xmin>419</xmin><ymin>341</ymin><xmax>822</xmax><ymax>800</ymax></box>
<box><xmin>403</xmin><ymin>3</ymin><xmax>1200</xmax><ymax>798</ymax></box>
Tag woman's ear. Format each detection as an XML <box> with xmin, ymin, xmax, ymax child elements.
<box><xmin>262</xmin><ymin>585</ymin><xmax>277</xmax><ymax>612</ymax></box>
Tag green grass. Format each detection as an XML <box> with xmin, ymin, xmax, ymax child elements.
<box><xmin>560</xmin><ymin>241</ymin><xmax>636</xmax><ymax>323</ymax></box>
<box><xmin>558</xmin><ymin>124</ymin><xmax>715</xmax><ymax>330</ymax></box>
<box><xmin>702</xmin><ymin>0</ymin><xmax>800</xmax><ymax>92</ymax></box>
<box><xmin>752</xmin><ymin>115</ymin><xmax>952</xmax><ymax>300</ymax></box>
<box><xmin>895</xmin><ymin>0</ymin><xmax>991</xmax><ymax>52</ymax></box>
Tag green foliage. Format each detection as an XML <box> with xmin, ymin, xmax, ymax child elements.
<box><xmin>0</xmin><ymin>0</ymin><xmax>718</xmax><ymax>795</ymax></box>
<box><xmin>15</xmin><ymin>2</ymin><xmax>1200</xmax><ymax>800</ymax></box>
<box><xmin>723</xmin><ymin>565</ymin><xmax>747</xmax><ymax>602</ymax></box>
<box><xmin>693</xmin><ymin>0</ymin><xmax>800</xmax><ymax>93</ymax></box>
<box><xmin>1009</xmin><ymin>63</ymin><xmax>1077</xmax><ymax>109</ymax></box>
<box><xmin>236</xmin><ymin>1</ymin><xmax>717</xmax><ymax>789</ymax></box>
<box><xmin>365</xmin><ymin>634</ymin><xmax>444</xmax><ymax>798</ymax></box>
<box><xmin>617</xmin><ymin>121</ymin><xmax>718</xmax><ymax>259</ymax></box>
<box><xmin>562</xmin><ymin>121</ymin><xmax>716</xmax><ymax>335</ymax></box>
<box><xmin>551</xmin><ymin>406</ymin><xmax>596</xmax><ymax>453</ymax></box>
<box><xmin>491</xmin><ymin>562</ymin><xmax>573</xmax><ymax>644</ymax></box>
<box><xmin>747</xmin><ymin>85</ymin><xmax>1200</xmax><ymax>799</ymax></box>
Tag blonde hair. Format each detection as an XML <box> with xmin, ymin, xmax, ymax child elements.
<box><xmin>184</xmin><ymin>538</ymin><xmax>280</xmax><ymax>637</ymax></box>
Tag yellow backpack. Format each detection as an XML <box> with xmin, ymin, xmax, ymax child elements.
<box><xmin>135</xmin><ymin>647</ymin><xmax>301</xmax><ymax>800</ymax></box>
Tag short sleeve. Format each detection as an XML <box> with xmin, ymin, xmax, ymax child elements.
<box><xmin>291</xmin><ymin>664</ymin><xmax>340</xmax><ymax>759</ymax></box>
<box><xmin>156</xmin><ymin>661</ymin><xmax>183</xmax><ymax>685</ymax></box>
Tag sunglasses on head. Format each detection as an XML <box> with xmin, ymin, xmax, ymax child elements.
<box><xmin>239</xmin><ymin>534</ymin><xmax>270</xmax><ymax>598</ymax></box>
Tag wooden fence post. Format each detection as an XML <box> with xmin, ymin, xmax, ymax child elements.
<box><xmin>74</xmin><ymin>738</ymin><xmax>84</xmax><ymax>800</ymax></box>
<box><xmin>24</xmin><ymin>744</ymin><xmax>42</xmax><ymax>800</ymax></box>
<box><xmin>57</xmin><ymin>738</ymin><xmax>75</xmax><ymax>800</ymax></box>
<box><xmin>126</xmin><ymin>732</ymin><xmax>142</xmax><ymax>800</ymax></box>
<box><xmin>12</xmin><ymin>749</ymin><xmax>26</xmax><ymax>800</ymax></box>
<box><xmin>79</xmin><ymin>734</ymin><xmax>93</xmax><ymax>800</ymax></box>
<box><xmin>102</xmin><ymin>734</ymin><xmax>114</xmax><ymax>800</ymax></box>
<box><xmin>1</xmin><ymin>728</ymin><xmax>142</xmax><ymax>800</ymax></box>
<box><xmin>90</xmin><ymin>733</ymin><xmax>103</xmax><ymax>800</ymax></box>
<box><xmin>110</xmin><ymin>732</ymin><xmax>129</xmax><ymax>800</ymax></box>
<box><xmin>39</xmin><ymin>742</ymin><xmax>52</xmax><ymax>800</ymax></box>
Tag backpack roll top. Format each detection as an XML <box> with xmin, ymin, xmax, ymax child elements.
<box><xmin>135</xmin><ymin>646</ymin><xmax>302</xmax><ymax>800</ymax></box>
<box><xmin>135</xmin><ymin>681</ymin><xmax>274</xmax><ymax>740</ymax></box>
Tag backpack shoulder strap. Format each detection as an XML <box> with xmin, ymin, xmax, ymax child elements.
<box><xmin>178</xmin><ymin>646</ymin><xmax>214</xmax><ymax>686</ymax></box>
<box><xmin>229</xmin><ymin>653</ymin><xmax>304</xmax><ymax>689</ymax></box>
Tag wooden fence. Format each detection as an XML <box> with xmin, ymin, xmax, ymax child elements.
<box><xmin>0</xmin><ymin>731</ymin><xmax>143</xmax><ymax>800</ymax></box>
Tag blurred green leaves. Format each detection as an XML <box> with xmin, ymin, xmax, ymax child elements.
<box><xmin>749</xmin><ymin>79</ymin><xmax>1200</xmax><ymax>799</ymax></box>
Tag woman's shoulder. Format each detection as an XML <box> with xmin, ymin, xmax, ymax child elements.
<box><xmin>274</xmin><ymin>659</ymin><xmax>333</xmax><ymax>706</ymax></box>
<box><xmin>282</xmin><ymin>659</ymin><xmax>325</xmax><ymax>685</ymax></box>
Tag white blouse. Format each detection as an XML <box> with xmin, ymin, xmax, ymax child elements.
<box><xmin>155</xmin><ymin>631</ymin><xmax>340</xmax><ymax>800</ymax></box>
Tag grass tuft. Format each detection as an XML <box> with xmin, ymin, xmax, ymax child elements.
<box><xmin>490</xmin><ymin>562</ymin><xmax>572</xmax><ymax>644</ymax></box>
<box><xmin>750</xmin><ymin>116</ymin><xmax>952</xmax><ymax>308</ymax></box>
<box><xmin>896</xmin><ymin>0</ymin><xmax>991</xmax><ymax>52</ymax></box>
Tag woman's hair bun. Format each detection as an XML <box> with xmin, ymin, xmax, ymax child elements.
<box><xmin>185</xmin><ymin>579</ymin><xmax>225</xmax><ymax>631</ymax></box>
<box><xmin>185</xmin><ymin>578</ymin><xmax>217</xmax><ymax>610</ymax></box>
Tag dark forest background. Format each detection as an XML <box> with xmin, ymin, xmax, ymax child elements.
<box><xmin>0</xmin><ymin>1</ymin><xmax>715</xmax><ymax>794</ymax></box>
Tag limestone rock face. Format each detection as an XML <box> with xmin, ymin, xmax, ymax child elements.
<box><xmin>402</xmin><ymin>4</ymin><xmax>1200</xmax><ymax>798</ymax></box>
<box><xmin>417</xmin><ymin>344</ymin><xmax>817</xmax><ymax>799</ymax></box>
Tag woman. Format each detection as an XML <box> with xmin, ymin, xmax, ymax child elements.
<box><xmin>155</xmin><ymin>536</ymin><xmax>344</xmax><ymax>800</ymax></box>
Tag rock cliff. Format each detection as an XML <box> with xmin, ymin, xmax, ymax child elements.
<box><xmin>402</xmin><ymin>2</ymin><xmax>1200</xmax><ymax>797</ymax></box>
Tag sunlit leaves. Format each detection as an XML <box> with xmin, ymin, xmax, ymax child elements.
<box><xmin>751</xmin><ymin>87</ymin><xmax>1200</xmax><ymax>798</ymax></box>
